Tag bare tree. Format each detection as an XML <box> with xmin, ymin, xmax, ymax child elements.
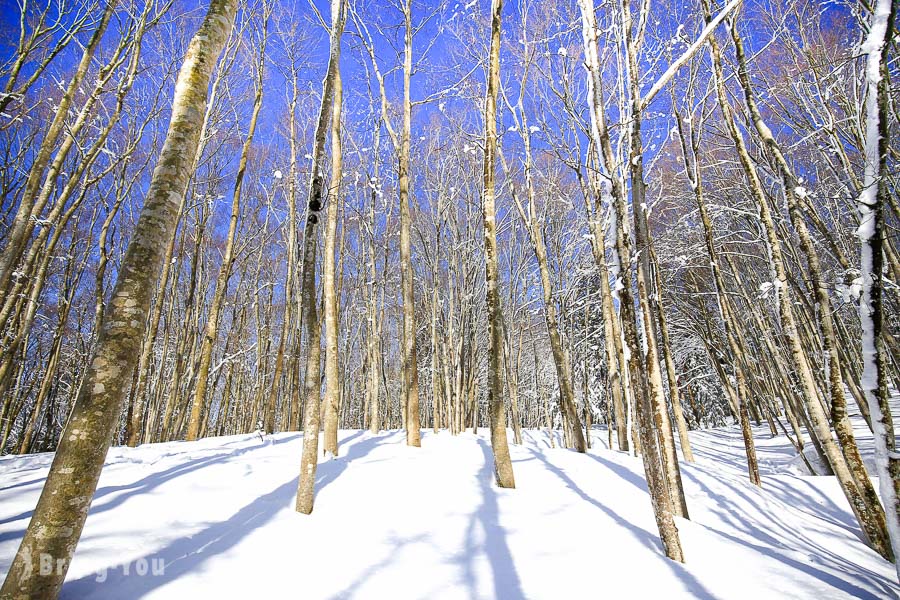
<box><xmin>482</xmin><ymin>0</ymin><xmax>515</xmax><ymax>489</ymax></box>
<box><xmin>296</xmin><ymin>0</ymin><xmax>346</xmax><ymax>515</ymax></box>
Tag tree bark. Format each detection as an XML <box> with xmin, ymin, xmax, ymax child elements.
<box><xmin>857</xmin><ymin>0</ymin><xmax>900</xmax><ymax>576</ymax></box>
<box><xmin>0</xmin><ymin>1</ymin><xmax>238</xmax><ymax>595</ymax></box>
<box><xmin>0</xmin><ymin>2</ymin><xmax>117</xmax><ymax>301</ymax></box>
<box><xmin>702</xmin><ymin>0</ymin><xmax>890</xmax><ymax>558</ymax></box>
<box><xmin>577</xmin><ymin>0</ymin><xmax>684</xmax><ymax>560</ymax></box>
<box><xmin>295</xmin><ymin>0</ymin><xmax>345</xmax><ymax>515</ymax></box>
<box><xmin>482</xmin><ymin>0</ymin><xmax>515</xmax><ymax>489</ymax></box>
<box><xmin>322</xmin><ymin>63</ymin><xmax>344</xmax><ymax>457</ymax></box>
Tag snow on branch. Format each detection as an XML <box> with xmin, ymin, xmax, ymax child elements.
<box><xmin>640</xmin><ymin>0</ymin><xmax>743</xmax><ymax>111</ymax></box>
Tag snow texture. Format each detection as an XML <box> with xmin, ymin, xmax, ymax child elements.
<box><xmin>1</xmin><ymin>406</ymin><xmax>898</xmax><ymax>599</ymax></box>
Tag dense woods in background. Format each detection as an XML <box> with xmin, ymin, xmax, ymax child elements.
<box><xmin>0</xmin><ymin>0</ymin><xmax>898</xmax><ymax>592</ymax></box>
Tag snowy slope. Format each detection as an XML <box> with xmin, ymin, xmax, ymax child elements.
<box><xmin>0</xmin><ymin>422</ymin><xmax>897</xmax><ymax>599</ymax></box>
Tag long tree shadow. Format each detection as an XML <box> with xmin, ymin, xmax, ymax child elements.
<box><xmin>528</xmin><ymin>449</ymin><xmax>718</xmax><ymax>600</ymax></box>
<box><xmin>705</xmin><ymin>527</ymin><xmax>892</xmax><ymax>600</ymax></box>
<box><xmin>0</xmin><ymin>476</ymin><xmax>47</xmax><ymax>494</ymax></box>
<box><xmin>0</xmin><ymin>435</ymin><xmax>300</xmax><ymax>541</ymax></box>
<box><xmin>759</xmin><ymin>475</ymin><xmax>856</xmax><ymax>531</ymax></box>
<box><xmin>680</xmin><ymin>468</ymin><xmax>896</xmax><ymax>598</ymax></box>
<box><xmin>328</xmin><ymin>532</ymin><xmax>432</xmax><ymax>599</ymax></box>
<box><xmin>0</xmin><ymin>456</ymin><xmax>236</xmax><ymax>542</ymax></box>
<box><xmin>57</xmin><ymin>430</ymin><xmax>397</xmax><ymax>599</ymax></box>
<box><xmin>60</xmin><ymin>476</ymin><xmax>297</xmax><ymax>599</ymax></box>
<box><xmin>582</xmin><ymin>452</ymin><xmax>647</xmax><ymax>494</ymax></box>
<box><xmin>454</xmin><ymin>440</ymin><xmax>525</xmax><ymax>600</ymax></box>
<box><xmin>314</xmin><ymin>430</ymin><xmax>382</xmax><ymax>494</ymax></box>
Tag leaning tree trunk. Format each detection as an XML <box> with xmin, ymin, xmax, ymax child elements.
<box><xmin>0</xmin><ymin>2</ymin><xmax>116</xmax><ymax>302</ymax></box>
<box><xmin>620</xmin><ymin>0</ymin><xmax>689</xmax><ymax>520</ymax></box>
<box><xmin>129</xmin><ymin>1</ymin><xmax>234</xmax><ymax>445</ymax></box>
<box><xmin>701</xmin><ymin>0</ymin><xmax>891</xmax><ymax>560</ymax></box>
<box><xmin>0</xmin><ymin>1</ymin><xmax>238</xmax><ymax>596</ymax></box>
<box><xmin>482</xmin><ymin>0</ymin><xmax>515</xmax><ymax>489</ymax></box>
<box><xmin>576</xmin><ymin>0</ymin><xmax>684</xmax><ymax>562</ymax></box>
<box><xmin>648</xmin><ymin>248</ymin><xmax>694</xmax><ymax>463</ymax></box>
<box><xmin>513</xmin><ymin>119</ymin><xmax>585</xmax><ymax>452</ymax></box>
<box><xmin>729</xmin><ymin>14</ymin><xmax>884</xmax><ymax>517</ymax></box>
<box><xmin>670</xmin><ymin>106</ymin><xmax>756</xmax><ymax>481</ymax></box>
<box><xmin>583</xmin><ymin>178</ymin><xmax>629</xmax><ymax>451</ymax></box>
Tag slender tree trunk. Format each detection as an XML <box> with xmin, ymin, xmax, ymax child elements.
<box><xmin>670</xmin><ymin>108</ymin><xmax>756</xmax><ymax>480</ymax></box>
<box><xmin>622</xmin><ymin>10</ymin><xmax>689</xmax><ymax>521</ymax></box>
<box><xmin>0</xmin><ymin>3</ymin><xmax>117</xmax><ymax>300</ymax></box>
<box><xmin>730</xmin><ymin>13</ymin><xmax>885</xmax><ymax>515</ymax></box>
<box><xmin>432</xmin><ymin>282</ymin><xmax>442</xmax><ymax>433</ymax></box>
<box><xmin>367</xmin><ymin>196</ymin><xmax>381</xmax><ymax>434</ymax></box>
<box><xmin>296</xmin><ymin>0</ymin><xmax>345</xmax><ymax>515</ymax></box>
<box><xmin>398</xmin><ymin>0</ymin><xmax>421</xmax><ymax>447</ymax></box>
<box><xmin>702</xmin><ymin>0</ymin><xmax>889</xmax><ymax>558</ymax></box>
<box><xmin>186</xmin><ymin>21</ymin><xmax>267</xmax><ymax>441</ymax></box>
<box><xmin>322</xmin><ymin>64</ymin><xmax>344</xmax><ymax>457</ymax></box>
<box><xmin>504</xmin><ymin>113</ymin><xmax>584</xmax><ymax>451</ymax></box>
<box><xmin>266</xmin><ymin>64</ymin><xmax>301</xmax><ymax>435</ymax></box>
<box><xmin>857</xmin><ymin>0</ymin><xmax>900</xmax><ymax>576</ymax></box>
<box><xmin>482</xmin><ymin>0</ymin><xmax>515</xmax><ymax>488</ymax></box>
<box><xmin>649</xmin><ymin>249</ymin><xmax>693</xmax><ymax>463</ymax></box>
<box><xmin>577</xmin><ymin>0</ymin><xmax>684</xmax><ymax>561</ymax></box>
<box><xmin>502</xmin><ymin>317</ymin><xmax>524</xmax><ymax>445</ymax></box>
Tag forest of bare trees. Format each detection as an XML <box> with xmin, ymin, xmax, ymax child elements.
<box><xmin>0</xmin><ymin>0</ymin><xmax>897</xmax><ymax>594</ymax></box>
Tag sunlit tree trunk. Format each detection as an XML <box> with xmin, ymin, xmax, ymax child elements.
<box><xmin>0</xmin><ymin>1</ymin><xmax>238</xmax><ymax>594</ymax></box>
<box><xmin>856</xmin><ymin>0</ymin><xmax>899</xmax><ymax>576</ymax></box>
<box><xmin>0</xmin><ymin>3</ymin><xmax>117</xmax><ymax>302</ymax></box>
<box><xmin>323</xmin><ymin>63</ymin><xmax>344</xmax><ymax>457</ymax></box>
<box><xmin>702</xmin><ymin>0</ymin><xmax>890</xmax><ymax>559</ymax></box>
<box><xmin>296</xmin><ymin>0</ymin><xmax>345</xmax><ymax>515</ymax></box>
<box><xmin>482</xmin><ymin>0</ymin><xmax>515</xmax><ymax>489</ymax></box>
<box><xmin>619</xmin><ymin>0</ymin><xmax>689</xmax><ymax>520</ymax></box>
<box><xmin>577</xmin><ymin>0</ymin><xmax>684</xmax><ymax>561</ymax></box>
<box><xmin>670</xmin><ymin>101</ymin><xmax>756</xmax><ymax>480</ymax></box>
<box><xmin>648</xmin><ymin>248</ymin><xmax>693</xmax><ymax>462</ymax></box>
<box><xmin>266</xmin><ymin>57</ymin><xmax>301</xmax><ymax>434</ymax></box>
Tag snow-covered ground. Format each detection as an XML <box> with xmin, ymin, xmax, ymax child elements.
<box><xmin>1</xmin><ymin>417</ymin><xmax>898</xmax><ymax>599</ymax></box>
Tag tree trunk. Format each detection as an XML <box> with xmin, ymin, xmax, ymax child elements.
<box><xmin>482</xmin><ymin>0</ymin><xmax>515</xmax><ymax>489</ymax></box>
<box><xmin>295</xmin><ymin>0</ymin><xmax>345</xmax><ymax>515</ymax></box>
<box><xmin>0</xmin><ymin>3</ymin><xmax>116</xmax><ymax>300</ymax></box>
<box><xmin>186</xmin><ymin>20</ymin><xmax>267</xmax><ymax>441</ymax></box>
<box><xmin>577</xmin><ymin>0</ymin><xmax>684</xmax><ymax>561</ymax></box>
<box><xmin>702</xmin><ymin>0</ymin><xmax>890</xmax><ymax>559</ymax></box>
<box><xmin>619</xmin><ymin>0</ymin><xmax>689</xmax><ymax>520</ymax></box>
<box><xmin>322</xmin><ymin>61</ymin><xmax>344</xmax><ymax>457</ymax></box>
<box><xmin>649</xmin><ymin>249</ymin><xmax>694</xmax><ymax>463</ymax></box>
<box><xmin>398</xmin><ymin>0</ymin><xmax>421</xmax><ymax>448</ymax></box>
<box><xmin>0</xmin><ymin>2</ymin><xmax>238</xmax><ymax>595</ymax></box>
<box><xmin>266</xmin><ymin>61</ymin><xmax>302</xmax><ymax>434</ymax></box>
<box><xmin>857</xmin><ymin>0</ymin><xmax>900</xmax><ymax>576</ymax></box>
